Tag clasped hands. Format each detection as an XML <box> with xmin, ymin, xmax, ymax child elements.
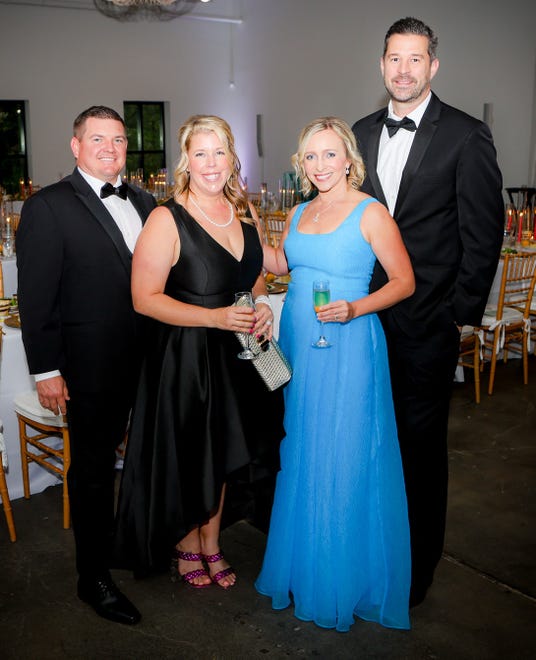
<box><xmin>216</xmin><ymin>302</ymin><xmax>274</xmax><ymax>340</ymax></box>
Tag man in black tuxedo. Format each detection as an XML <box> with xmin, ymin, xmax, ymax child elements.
<box><xmin>17</xmin><ymin>106</ymin><xmax>156</xmax><ymax>624</ymax></box>
<box><xmin>352</xmin><ymin>18</ymin><xmax>503</xmax><ymax>606</ymax></box>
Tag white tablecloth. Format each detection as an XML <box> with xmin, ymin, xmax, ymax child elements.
<box><xmin>1</xmin><ymin>256</ymin><xmax>17</xmax><ymax>298</ymax></box>
<box><xmin>487</xmin><ymin>259</ymin><xmax>503</xmax><ymax>307</ymax></box>
<box><xmin>0</xmin><ymin>323</ymin><xmax>60</xmax><ymax>500</ymax></box>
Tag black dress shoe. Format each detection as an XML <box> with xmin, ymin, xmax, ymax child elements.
<box><xmin>78</xmin><ymin>577</ymin><xmax>141</xmax><ymax>625</ymax></box>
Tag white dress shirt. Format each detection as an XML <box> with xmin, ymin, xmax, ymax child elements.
<box><xmin>377</xmin><ymin>93</ymin><xmax>432</xmax><ymax>215</ymax></box>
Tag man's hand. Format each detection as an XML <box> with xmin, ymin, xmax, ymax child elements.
<box><xmin>36</xmin><ymin>376</ymin><xmax>70</xmax><ymax>415</ymax></box>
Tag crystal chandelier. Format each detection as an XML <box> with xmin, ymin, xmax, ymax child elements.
<box><xmin>94</xmin><ymin>0</ymin><xmax>212</xmax><ymax>21</ymax></box>
<box><xmin>110</xmin><ymin>1</ymin><xmax>180</xmax><ymax>5</ymax></box>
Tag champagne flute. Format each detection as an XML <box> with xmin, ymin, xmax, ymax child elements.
<box><xmin>312</xmin><ymin>280</ymin><xmax>332</xmax><ymax>348</ymax></box>
<box><xmin>235</xmin><ymin>291</ymin><xmax>257</xmax><ymax>360</ymax></box>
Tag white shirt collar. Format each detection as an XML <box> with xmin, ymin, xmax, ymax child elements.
<box><xmin>77</xmin><ymin>167</ymin><xmax>123</xmax><ymax>197</ymax></box>
<box><xmin>388</xmin><ymin>92</ymin><xmax>432</xmax><ymax>128</ymax></box>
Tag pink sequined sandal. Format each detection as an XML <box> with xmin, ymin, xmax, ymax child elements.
<box><xmin>203</xmin><ymin>552</ymin><xmax>235</xmax><ymax>589</ymax></box>
<box><xmin>173</xmin><ymin>549</ymin><xmax>211</xmax><ymax>589</ymax></box>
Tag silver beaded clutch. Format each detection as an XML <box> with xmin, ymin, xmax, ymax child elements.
<box><xmin>234</xmin><ymin>294</ymin><xmax>292</xmax><ymax>391</ymax></box>
<box><xmin>235</xmin><ymin>331</ymin><xmax>292</xmax><ymax>391</ymax></box>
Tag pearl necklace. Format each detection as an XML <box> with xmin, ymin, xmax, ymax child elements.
<box><xmin>189</xmin><ymin>195</ymin><xmax>234</xmax><ymax>228</ymax></box>
<box><xmin>311</xmin><ymin>198</ymin><xmax>337</xmax><ymax>223</ymax></box>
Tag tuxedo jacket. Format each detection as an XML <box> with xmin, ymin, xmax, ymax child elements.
<box><xmin>352</xmin><ymin>92</ymin><xmax>504</xmax><ymax>337</ymax></box>
<box><xmin>17</xmin><ymin>168</ymin><xmax>157</xmax><ymax>393</ymax></box>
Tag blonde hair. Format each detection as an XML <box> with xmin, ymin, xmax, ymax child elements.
<box><xmin>292</xmin><ymin>117</ymin><xmax>365</xmax><ymax>198</ymax></box>
<box><xmin>172</xmin><ymin>115</ymin><xmax>249</xmax><ymax>219</ymax></box>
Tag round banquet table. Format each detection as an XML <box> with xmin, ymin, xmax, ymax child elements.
<box><xmin>487</xmin><ymin>258</ymin><xmax>503</xmax><ymax>307</ymax></box>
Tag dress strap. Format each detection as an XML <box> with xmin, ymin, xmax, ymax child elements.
<box><xmin>289</xmin><ymin>202</ymin><xmax>309</xmax><ymax>232</ymax></box>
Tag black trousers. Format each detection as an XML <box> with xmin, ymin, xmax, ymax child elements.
<box><xmin>382</xmin><ymin>315</ymin><xmax>460</xmax><ymax>596</ymax></box>
<box><xmin>66</xmin><ymin>389</ymin><xmax>132</xmax><ymax>581</ymax></box>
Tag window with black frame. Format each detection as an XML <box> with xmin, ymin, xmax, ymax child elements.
<box><xmin>0</xmin><ymin>100</ymin><xmax>29</xmax><ymax>197</ymax></box>
<box><xmin>123</xmin><ymin>101</ymin><xmax>166</xmax><ymax>182</ymax></box>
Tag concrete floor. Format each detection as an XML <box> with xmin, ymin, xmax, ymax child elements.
<box><xmin>1</xmin><ymin>357</ymin><xmax>535</xmax><ymax>659</ymax></box>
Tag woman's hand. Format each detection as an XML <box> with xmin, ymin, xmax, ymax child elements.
<box><xmin>316</xmin><ymin>300</ymin><xmax>353</xmax><ymax>324</ymax></box>
<box><xmin>253</xmin><ymin>302</ymin><xmax>274</xmax><ymax>340</ymax></box>
<box><xmin>212</xmin><ymin>304</ymin><xmax>256</xmax><ymax>333</ymax></box>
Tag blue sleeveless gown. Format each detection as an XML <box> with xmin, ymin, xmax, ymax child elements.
<box><xmin>255</xmin><ymin>199</ymin><xmax>411</xmax><ymax>632</ymax></box>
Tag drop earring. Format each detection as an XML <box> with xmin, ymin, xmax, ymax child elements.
<box><xmin>345</xmin><ymin>165</ymin><xmax>350</xmax><ymax>175</ymax></box>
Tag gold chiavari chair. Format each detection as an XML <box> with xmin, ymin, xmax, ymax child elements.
<box><xmin>248</xmin><ymin>192</ymin><xmax>262</xmax><ymax>212</ymax></box>
<box><xmin>15</xmin><ymin>391</ymin><xmax>71</xmax><ymax>529</ymax></box>
<box><xmin>457</xmin><ymin>326</ymin><xmax>481</xmax><ymax>403</ymax></box>
<box><xmin>478</xmin><ymin>253</ymin><xmax>536</xmax><ymax>395</ymax></box>
<box><xmin>0</xmin><ymin>330</ymin><xmax>17</xmax><ymax>541</ymax></box>
<box><xmin>263</xmin><ymin>213</ymin><xmax>286</xmax><ymax>248</ymax></box>
<box><xmin>0</xmin><ymin>439</ymin><xmax>16</xmax><ymax>541</ymax></box>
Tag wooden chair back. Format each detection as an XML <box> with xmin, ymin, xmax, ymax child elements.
<box><xmin>496</xmin><ymin>253</ymin><xmax>536</xmax><ymax>318</ymax></box>
<box><xmin>263</xmin><ymin>213</ymin><xmax>286</xmax><ymax>247</ymax></box>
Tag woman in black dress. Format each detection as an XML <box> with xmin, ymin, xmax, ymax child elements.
<box><xmin>115</xmin><ymin>115</ymin><xmax>283</xmax><ymax>588</ymax></box>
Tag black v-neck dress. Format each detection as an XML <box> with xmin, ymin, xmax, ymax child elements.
<box><xmin>114</xmin><ymin>202</ymin><xmax>284</xmax><ymax>574</ymax></box>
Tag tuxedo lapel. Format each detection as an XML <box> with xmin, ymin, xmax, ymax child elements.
<box><xmin>365</xmin><ymin>116</ymin><xmax>388</xmax><ymax>207</ymax></box>
<box><xmin>394</xmin><ymin>94</ymin><xmax>441</xmax><ymax>217</ymax></box>
<box><xmin>69</xmin><ymin>169</ymin><xmax>134</xmax><ymax>276</ymax></box>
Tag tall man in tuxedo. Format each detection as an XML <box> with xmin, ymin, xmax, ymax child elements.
<box><xmin>17</xmin><ymin>106</ymin><xmax>157</xmax><ymax>624</ymax></box>
<box><xmin>352</xmin><ymin>18</ymin><xmax>503</xmax><ymax>606</ymax></box>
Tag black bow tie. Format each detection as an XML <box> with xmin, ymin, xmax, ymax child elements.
<box><xmin>384</xmin><ymin>116</ymin><xmax>417</xmax><ymax>138</ymax></box>
<box><xmin>100</xmin><ymin>182</ymin><xmax>128</xmax><ymax>200</ymax></box>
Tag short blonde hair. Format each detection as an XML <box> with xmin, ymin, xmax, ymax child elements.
<box><xmin>292</xmin><ymin>117</ymin><xmax>365</xmax><ymax>198</ymax></box>
<box><xmin>172</xmin><ymin>115</ymin><xmax>248</xmax><ymax>218</ymax></box>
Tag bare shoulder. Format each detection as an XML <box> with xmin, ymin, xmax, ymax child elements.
<box><xmin>355</xmin><ymin>190</ymin><xmax>381</xmax><ymax>207</ymax></box>
<box><xmin>360</xmin><ymin>196</ymin><xmax>395</xmax><ymax>242</ymax></box>
<box><xmin>145</xmin><ymin>204</ymin><xmax>175</xmax><ymax>226</ymax></box>
<box><xmin>360</xmin><ymin>194</ymin><xmax>390</xmax><ymax>220</ymax></box>
<box><xmin>141</xmin><ymin>205</ymin><xmax>179</xmax><ymax>244</ymax></box>
<box><xmin>350</xmin><ymin>191</ymin><xmax>384</xmax><ymax>217</ymax></box>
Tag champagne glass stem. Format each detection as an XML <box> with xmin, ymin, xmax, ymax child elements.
<box><xmin>312</xmin><ymin>279</ymin><xmax>332</xmax><ymax>348</ymax></box>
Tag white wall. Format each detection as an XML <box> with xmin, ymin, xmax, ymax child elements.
<box><xmin>1</xmin><ymin>0</ymin><xmax>535</xmax><ymax>196</ymax></box>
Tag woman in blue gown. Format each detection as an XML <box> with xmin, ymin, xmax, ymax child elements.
<box><xmin>255</xmin><ymin>117</ymin><xmax>415</xmax><ymax>632</ymax></box>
